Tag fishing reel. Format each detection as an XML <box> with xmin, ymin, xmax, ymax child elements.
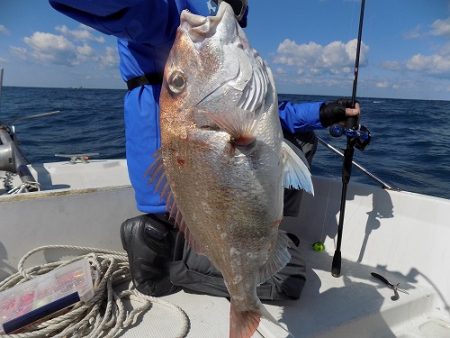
<box><xmin>0</xmin><ymin>123</ymin><xmax>39</xmax><ymax>192</ymax></box>
<box><xmin>329</xmin><ymin>123</ymin><xmax>371</xmax><ymax>151</ymax></box>
<box><xmin>0</xmin><ymin>124</ymin><xmax>16</xmax><ymax>172</ymax></box>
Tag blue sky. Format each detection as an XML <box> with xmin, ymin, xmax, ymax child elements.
<box><xmin>1</xmin><ymin>0</ymin><xmax>450</xmax><ymax>100</ymax></box>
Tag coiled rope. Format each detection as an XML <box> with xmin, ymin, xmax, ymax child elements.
<box><xmin>0</xmin><ymin>245</ymin><xmax>190</xmax><ymax>338</ymax></box>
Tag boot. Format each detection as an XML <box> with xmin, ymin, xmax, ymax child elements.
<box><xmin>120</xmin><ymin>214</ymin><xmax>180</xmax><ymax>296</ymax></box>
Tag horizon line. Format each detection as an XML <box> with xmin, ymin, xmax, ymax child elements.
<box><xmin>2</xmin><ymin>85</ymin><xmax>450</xmax><ymax>102</ymax></box>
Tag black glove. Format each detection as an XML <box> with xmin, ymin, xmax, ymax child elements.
<box><xmin>319</xmin><ymin>98</ymin><xmax>357</xmax><ymax>127</ymax></box>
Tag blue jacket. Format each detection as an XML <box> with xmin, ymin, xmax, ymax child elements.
<box><xmin>49</xmin><ymin>0</ymin><xmax>325</xmax><ymax>213</ymax></box>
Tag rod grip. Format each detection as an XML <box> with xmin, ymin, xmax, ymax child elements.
<box><xmin>345</xmin><ymin>116</ymin><xmax>359</xmax><ymax>130</ymax></box>
<box><xmin>331</xmin><ymin>250</ymin><xmax>342</xmax><ymax>277</ymax></box>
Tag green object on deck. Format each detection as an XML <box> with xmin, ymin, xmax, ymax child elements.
<box><xmin>312</xmin><ymin>242</ymin><xmax>325</xmax><ymax>252</ymax></box>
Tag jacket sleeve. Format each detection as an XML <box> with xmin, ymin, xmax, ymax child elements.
<box><xmin>49</xmin><ymin>0</ymin><xmax>175</xmax><ymax>44</ymax></box>
<box><xmin>278</xmin><ymin>100</ymin><xmax>325</xmax><ymax>134</ymax></box>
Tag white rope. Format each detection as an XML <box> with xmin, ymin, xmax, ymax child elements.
<box><xmin>0</xmin><ymin>245</ymin><xmax>190</xmax><ymax>338</ymax></box>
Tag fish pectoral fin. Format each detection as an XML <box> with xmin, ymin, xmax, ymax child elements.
<box><xmin>257</xmin><ymin>231</ymin><xmax>292</xmax><ymax>285</ymax></box>
<box><xmin>145</xmin><ymin>149</ymin><xmax>205</xmax><ymax>255</ymax></box>
<box><xmin>205</xmin><ymin>108</ymin><xmax>257</xmax><ymax>146</ymax></box>
<box><xmin>282</xmin><ymin>140</ymin><xmax>314</xmax><ymax>195</ymax></box>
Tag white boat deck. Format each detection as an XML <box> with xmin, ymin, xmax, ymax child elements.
<box><xmin>122</xmin><ymin>239</ymin><xmax>446</xmax><ymax>338</ymax></box>
<box><xmin>1</xmin><ymin>160</ymin><xmax>450</xmax><ymax>337</ymax></box>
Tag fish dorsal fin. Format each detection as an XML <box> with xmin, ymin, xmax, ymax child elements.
<box><xmin>146</xmin><ymin>150</ymin><xmax>204</xmax><ymax>254</ymax></box>
<box><xmin>282</xmin><ymin>140</ymin><xmax>314</xmax><ymax>195</ymax></box>
<box><xmin>257</xmin><ymin>230</ymin><xmax>292</xmax><ymax>285</ymax></box>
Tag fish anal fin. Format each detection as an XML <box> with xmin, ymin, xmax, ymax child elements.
<box><xmin>282</xmin><ymin>140</ymin><xmax>314</xmax><ymax>195</ymax></box>
<box><xmin>257</xmin><ymin>231</ymin><xmax>292</xmax><ymax>284</ymax></box>
<box><xmin>229</xmin><ymin>304</ymin><xmax>260</xmax><ymax>338</ymax></box>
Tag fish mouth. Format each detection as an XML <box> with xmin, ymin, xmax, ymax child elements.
<box><xmin>180</xmin><ymin>2</ymin><xmax>235</xmax><ymax>42</ymax></box>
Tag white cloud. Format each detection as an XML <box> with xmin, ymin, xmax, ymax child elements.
<box><xmin>23</xmin><ymin>32</ymin><xmax>80</xmax><ymax>65</ymax></box>
<box><xmin>383</xmin><ymin>28</ymin><xmax>450</xmax><ymax>77</ymax></box>
<box><xmin>22</xmin><ymin>32</ymin><xmax>105</xmax><ymax>66</ymax></box>
<box><xmin>55</xmin><ymin>24</ymin><xmax>105</xmax><ymax>43</ymax></box>
<box><xmin>406</xmin><ymin>53</ymin><xmax>450</xmax><ymax>74</ymax></box>
<box><xmin>0</xmin><ymin>56</ymin><xmax>7</xmax><ymax>64</ymax></box>
<box><xmin>0</xmin><ymin>25</ymin><xmax>9</xmax><ymax>35</ymax></box>
<box><xmin>430</xmin><ymin>17</ymin><xmax>450</xmax><ymax>37</ymax></box>
<box><xmin>382</xmin><ymin>51</ymin><xmax>450</xmax><ymax>77</ymax></box>
<box><xmin>98</xmin><ymin>46</ymin><xmax>119</xmax><ymax>68</ymax></box>
<box><xmin>76</xmin><ymin>44</ymin><xmax>94</xmax><ymax>57</ymax></box>
<box><xmin>382</xmin><ymin>61</ymin><xmax>401</xmax><ymax>71</ymax></box>
<box><xmin>273</xmin><ymin>38</ymin><xmax>369</xmax><ymax>78</ymax></box>
<box><xmin>375</xmin><ymin>81</ymin><xmax>390</xmax><ymax>88</ymax></box>
<box><xmin>275</xmin><ymin>67</ymin><xmax>286</xmax><ymax>75</ymax></box>
<box><xmin>403</xmin><ymin>25</ymin><xmax>423</xmax><ymax>40</ymax></box>
<box><xmin>14</xmin><ymin>25</ymin><xmax>118</xmax><ymax>69</ymax></box>
<box><xmin>10</xmin><ymin>46</ymin><xmax>28</xmax><ymax>60</ymax></box>
<box><xmin>25</xmin><ymin>32</ymin><xmax>73</xmax><ymax>51</ymax></box>
<box><xmin>383</xmin><ymin>16</ymin><xmax>450</xmax><ymax>80</ymax></box>
<box><xmin>405</xmin><ymin>17</ymin><xmax>450</xmax><ymax>39</ymax></box>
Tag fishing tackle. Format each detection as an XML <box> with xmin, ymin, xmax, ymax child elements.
<box><xmin>371</xmin><ymin>272</ymin><xmax>409</xmax><ymax>301</ymax></box>
<box><xmin>329</xmin><ymin>123</ymin><xmax>371</xmax><ymax>150</ymax></box>
<box><xmin>331</xmin><ymin>0</ymin><xmax>367</xmax><ymax>277</ymax></box>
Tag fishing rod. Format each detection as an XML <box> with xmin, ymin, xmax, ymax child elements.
<box><xmin>331</xmin><ymin>0</ymin><xmax>369</xmax><ymax>277</ymax></box>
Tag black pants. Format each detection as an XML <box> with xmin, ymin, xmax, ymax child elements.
<box><xmin>169</xmin><ymin>231</ymin><xmax>306</xmax><ymax>300</ymax></box>
<box><xmin>169</xmin><ymin>132</ymin><xmax>318</xmax><ymax>300</ymax></box>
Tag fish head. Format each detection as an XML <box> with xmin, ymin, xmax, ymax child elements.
<box><xmin>161</xmin><ymin>1</ymin><xmax>277</xmax><ymax>139</ymax></box>
<box><xmin>159</xmin><ymin>2</ymin><xmax>285</xmax><ymax>223</ymax></box>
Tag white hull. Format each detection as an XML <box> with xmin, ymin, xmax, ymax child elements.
<box><xmin>1</xmin><ymin>160</ymin><xmax>449</xmax><ymax>337</ymax></box>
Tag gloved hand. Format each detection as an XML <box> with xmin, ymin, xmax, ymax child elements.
<box><xmin>319</xmin><ymin>98</ymin><xmax>360</xmax><ymax>127</ymax></box>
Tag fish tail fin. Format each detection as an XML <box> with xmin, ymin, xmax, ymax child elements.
<box><xmin>229</xmin><ymin>303</ymin><xmax>260</xmax><ymax>338</ymax></box>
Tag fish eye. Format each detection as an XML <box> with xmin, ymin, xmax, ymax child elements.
<box><xmin>168</xmin><ymin>71</ymin><xmax>186</xmax><ymax>94</ymax></box>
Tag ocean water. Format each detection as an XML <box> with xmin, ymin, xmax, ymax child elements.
<box><xmin>1</xmin><ymin>86</ymin><xmax>449</xmax><ymax>200</ymax></box>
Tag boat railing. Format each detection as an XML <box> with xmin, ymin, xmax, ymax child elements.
<box><xmin>317</xmin><ymin>136</ymin><xmax>398</xmax><ymax>191</ymax></box>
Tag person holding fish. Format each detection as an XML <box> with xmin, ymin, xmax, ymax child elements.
<box><xmin>49</xmin><ymin>1</ymin><xmax>360</xmax><ymax>335</ymax></box>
